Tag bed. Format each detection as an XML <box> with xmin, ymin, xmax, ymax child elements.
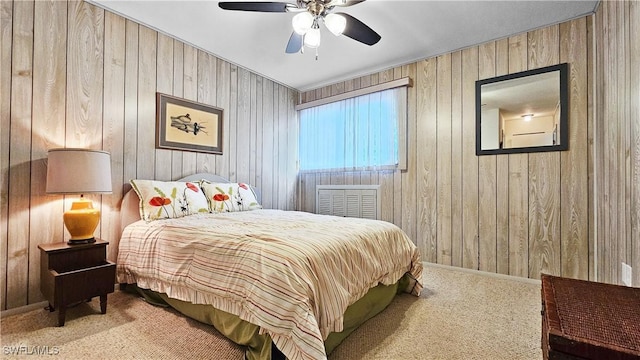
<box><xmin>117</xmin><ymin>173</ymin><xmax>423</xmax><ymax>360</ymax></box>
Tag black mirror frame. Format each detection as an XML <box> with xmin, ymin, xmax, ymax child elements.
<box><xmin>475</xmin><ymin>63</ymin><xmax>569</xmax><ymax>156</ymax></box>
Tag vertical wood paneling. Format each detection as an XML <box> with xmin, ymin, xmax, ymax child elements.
<box><xmin>181</xmin><ymin>44</ymin><xmax>198</xmax><ymax>176</ymax></box>
<box><xmin>401</xmin><ymin>63</ymin><xmax>418</xmax><ymax>244</ymax></box>
<box><xmin>7</xmin><ymin>0</ymin><xmax>34</xmax><ymax>308</ymax></box>
<box><xmin>560</xmin><ymin>18</ymin><xmax>589</xmax><ymax>280</ymax></box>
<box><xmin>0</xmin><ymin>0</ymin><xmax>13</xmax><ymax>310</ymax></box>
<box><xmin>495</xmin><ymin>38</ymin><xmax>510</xmax><ymax>276</ymax></box>
<box><xmin>215</xmin><ymin>59</ymin><xmax>231</xmax><ymax>179</ymax></box>
<box><xmin>507</xmin><ymin>33</ymin><xmax>530</xmax><ymax>278</ymax></box>
<box><xmin>436</xmin><ymin>54</ymin><xmax>452</xmax><ymax>265</ymax></box>
<box><xmin>249</xmin><ymin>73</ymin><xmax>258</xmax><ymax>186</ymax></box>
<box><xmin>616</xmin><ymin>1</ymin><xmax>630</xmax><ymax>288</ymax></box>
<box><xmin>2</xmin><ymin>0</ymin><xmax>300</xmax><ymax>310</ymax></box>
<box><xmin>630</xmin><ymin>0</ymin><xmax>640</xmax><ymax>287</ymax></box>
<box><xmin>287</xmin><ymin>87</ymin><xmax>298</xmax><ymax>210</ymax></box>
<box><xmin>277</xmin><ymin>85</ymin><xmax>289</xmax><ymax>210</ymax></box>
<box><xmin>378</xmin><ymin>68</ymin><xmax>393</xmax><ymax>226</ymax></box>
<box><xmin>254</xmin><ymin>75</ymin><xmax>263</xmax><ymax>194</ymax></box>
<box><xmin>236</xmin><ymin>67</ymin><xmax>251</xmax><ymax>182</ymax></box>
<box><xmin>271</xmin><ymin>83</ymin><xmax>281</xmax><ymax>207</ymax></box>
<box><xmin>392</xmin><ymin>66</ymin><xmax>403</xmax><ymax>228</ymax></box>
<box><xmin>461</xmin><ymin>47</ymin><xmax>479</xmax><ymax>270</ymax></box>
<box><xmin>102</xmin><ymin>11</ymin><xmax>125</xmax><ymax>263</ymax></box>
<box><xmin>123</xmin><ymin>19</ymin><xmax>138</xmax><ymax>184</ymax></box>
<box><xmin>171</xmin><ymin>40</ymin><xmax>184</xmax><ymax>179</ymax></box>
<box><xmin>196</xmin><ymin>51</ymin><xmax>217</xmax><ymax>174</ymax></box>
<box><xmin>593</xmin><ymin>0</ymin><xmax>640</xmax><ymax>285</ymax></box>
<box><xmin>594</xmin><ymin>4</ymin><xmax>607</xmax><ymax>283</ymax></box>
<box><xmin>600</xmin><ymin>0</ymin><xmax>614</xmax><ymax>283</ymax></box>
<box><xmin>450</xmin><ymin>52</ymin><xmax>463</xmax><ymax>267</ymax></box>
<box><xmin>261</xmin><ymin>79</ymin><xmax>275</xmax><ymax>209</ymax></box>
<box><xmin>28</xmin><ymin>0</ymin><xmax>67</xmax><ymax>303</ymax></box>
<box><xmin>380</xmin><ymin>171</ymin><xmax>394</xmax><ymax>223</ymax></box>
<box><xmin>136</xmin><ymin>26</ymin><xmax>156</xmax><ymax>180</ymax></box>
<box><xmin>66</xmin><ymin>1</ymin><xmax>104</xmax><ymax>148</ymax></box>
<box><xmin>588</xmin><ymin>12</ymin><xmax>597</xmax><ymax>283</ymax></box>
<box><xmin>527</xmin><ymin>26</ymin><xmax>561</xmax><ymax>280</ymax></box>
<box><xmin>416</xmin><ymin>58</ymin><xmax>438</xmax><ymax>262</ymax></box>
<box><xmin>477</xmin><ymin>41</ymin><xmax>497</xmax><ymax>273</ymax></box>
<box><xmin>154</xmin><ymin>33</ymin><xmax>174</xmax><ymax>181</ymax></box>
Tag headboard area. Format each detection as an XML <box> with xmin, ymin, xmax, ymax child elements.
<box><xmin>120</xmin><ymin>173</ymin><xmax>254</xmax><ymax>236</ymax></box>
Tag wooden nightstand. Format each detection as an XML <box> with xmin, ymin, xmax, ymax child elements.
<box><xmin>38</xmin><ymin>239</ymin><xmax>116</xmax><ymax>326</ymax></box>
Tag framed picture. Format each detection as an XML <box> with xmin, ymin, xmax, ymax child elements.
<box><xmin>156</xmin><ymin>93</ymin><xmax>223</xmax><ymax>154</ymax></box>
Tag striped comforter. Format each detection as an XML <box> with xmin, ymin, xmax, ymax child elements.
<box><xmin>117</xmin><ymin>209</ymin><xmax>423</xmax><ymax>360</ymax></box>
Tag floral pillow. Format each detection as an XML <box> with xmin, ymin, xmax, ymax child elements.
<box><xmin>130</xmin><ymin>179</ymin><xmax>210</xmax><ymax>221</ymax></box>
<box><xmin>200</xmin><ymin>181</ymin><xmax>262</xmax><ymax>213</ymax></box>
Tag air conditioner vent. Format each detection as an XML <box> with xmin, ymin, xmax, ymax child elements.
<box><xmin>316</xmin><ymin>185</ymin><xmax>381</xmax><ymax>220</ymax></box>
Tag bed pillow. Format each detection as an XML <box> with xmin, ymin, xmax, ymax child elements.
<box><xmin>130</xmin><ymin>179</ymin><xmax>210</xmax><ymax>221</ymax></box>
<box><xmin>200</xmin><ymin>181</ymin><xmax>262</xmax><ymax>213</ymax></box>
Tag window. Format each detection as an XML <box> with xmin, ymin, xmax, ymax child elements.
<box><xmin>298</xmin><ymin>86</ymin><xmax>407</xmax><ymax>171</ymax></box>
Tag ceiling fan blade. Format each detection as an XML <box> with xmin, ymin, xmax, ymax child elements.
<box><xmin>337</xmin><ymin>12</ymin><xmax>381</xmax><ymax>46</ymax></box>
<box><xmin>285</xmin><ymin>32</ymin><xmax>303</xmax><ymax>53</ymax></box>
<box><xmin>218</xmin><ymin>2</ymin><xmax>291</xmax><ymax>12</ymax></box>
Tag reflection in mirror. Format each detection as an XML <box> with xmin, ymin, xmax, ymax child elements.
<box><xmin>476</xmin><ymin>63</ymin><xmax>568</xmax><ymax>155</ymax></box>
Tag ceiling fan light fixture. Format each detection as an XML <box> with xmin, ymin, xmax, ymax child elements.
<box><xmin>324</xmin><ymin>13</ymin><xmax>346</xmax><ymax>36</ymax></box>
<box><xmin>292</xmin><ymin>12</ymin><xmax>314</xmax><ymax>35</ymax></box>
<box><xmin>304</xmin><ymin>27</ymin><xmax>321</xmax><ymax>48</ymax></box>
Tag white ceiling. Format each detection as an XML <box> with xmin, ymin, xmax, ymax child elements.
<box><xmin>89</xmin><ymin>0</ymin><xmax>599</xmax><ymax>92</ymax></box>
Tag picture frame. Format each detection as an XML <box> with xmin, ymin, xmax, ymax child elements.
<box><xmin>156</xmin><ymin>92</ymin><xmax>223</xmax><ymax>154</ymax></box>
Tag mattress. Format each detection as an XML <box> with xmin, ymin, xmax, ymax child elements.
<box><xmin>117</xmin><ymin>209</ymin><xmax>423</xmax><ymax>360</ymax></box>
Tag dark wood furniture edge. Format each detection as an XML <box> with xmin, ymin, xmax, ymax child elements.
<box><xmin>541</xmin><ymin>274</ymin><xmax>640</xmax><ymax>360</ymax></box>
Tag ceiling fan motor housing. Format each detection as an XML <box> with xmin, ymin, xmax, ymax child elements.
<box><xmin>299</xmin><ymin>0</ymin><xmax>330</xmax><ymax>16</ymax></box>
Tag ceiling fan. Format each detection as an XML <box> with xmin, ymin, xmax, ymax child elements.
<box><xmin>218</xmin><ymin>0</ymin><xmax>381</xmax><ymax>56</ymax></box>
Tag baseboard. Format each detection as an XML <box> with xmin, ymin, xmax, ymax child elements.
<box><xmin>1</xmin><ymin>284</ymin><xmax>122</xmax><ymax>318</ymax></box>
<box><xmin>423</xmin><ymin>261</ymin><xmax>542</xmax><ymax>285</ymax></box>
<box><xmin>0</xmin><ymin>301</ymin><xmax>49</xmax><ymax>318</ymax></box>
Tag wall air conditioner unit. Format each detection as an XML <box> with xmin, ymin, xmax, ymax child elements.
<box><xmin>316</xmin><ymin>185</ymin><xmax>381</xmax><ymax>220</ymax></box>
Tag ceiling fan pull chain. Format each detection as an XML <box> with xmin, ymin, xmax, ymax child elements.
<box><xmin>315</xmin><ymin>47</ymin><xmax>319</xmax><ymax>60</ymax></box>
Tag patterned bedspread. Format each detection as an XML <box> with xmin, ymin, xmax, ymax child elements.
<box><xmin>117</xmin><ymin>209</ymin><xmax>423</xmax><ymax>360</ymax></box>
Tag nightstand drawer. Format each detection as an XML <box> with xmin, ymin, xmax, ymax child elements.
<box><xmin>50</xmin><ymin>261</ymin><xmax>116</xmax><ymax>305</ymax></box>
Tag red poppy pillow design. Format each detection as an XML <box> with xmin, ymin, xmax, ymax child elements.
<box><xmin>200</xmin><ymin>181</ymin><xmax>262</xmax><ymax>213</ymax></box>
<box><xmin>130</xmin><ymin>180</ymin><xmax>210</xmax><ymax>221</ymax></box>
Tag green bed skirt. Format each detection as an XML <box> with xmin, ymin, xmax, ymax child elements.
<box><xmin>125</xmin><ymin>275</ymin><xmax>409</xmax><ymax>360</ymax></box>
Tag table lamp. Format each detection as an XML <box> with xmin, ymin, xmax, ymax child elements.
<box><xmin>46</xmin><ymin>148</ymin><xmax>112</xmax><ymax>244</ymax></box>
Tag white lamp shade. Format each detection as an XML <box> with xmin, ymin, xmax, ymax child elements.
<box><xmin>46</xmin><ymin>148</ymin><xmax>113</xmax><ymax>194</ymax></box>
<box><xmin>324</xmin><ymin>13</ymin><xmax>346</xmax><ymax>36</ymax></box>
<box><xmin>304</xmin><ymin>27</ymin><xmax>321</xmax><ymax>48</ymax></box>
<box><xmin>292</xmin><ymin>12</ymin><xmax>314</xmax><ymax>35</ymax></box>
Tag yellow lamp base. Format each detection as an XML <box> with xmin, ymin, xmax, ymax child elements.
<box><xmin>63</xmin><ymin>198</ymin><xmax>101</xmax><ymax>245</ymax></box>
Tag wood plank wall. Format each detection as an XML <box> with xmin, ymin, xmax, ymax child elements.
<box><xmin>593</xmin><ymin>0</ymin><xmax>640</xmax><ymax>286</ymax></box>
<box><xmin>0</xmin><ymin>0</ymin><xmax>298</xmax><ymax>310</ymax></box>
<box><xmin>298</xmin><ymin>16</ymin><xmax>595</xmax><ymax>282</ymax></box>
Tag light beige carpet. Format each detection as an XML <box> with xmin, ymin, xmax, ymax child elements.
<box><xmin>1</xmin><ymin>263</ymin><xmax>542</xmax><ymax>359</ymax></box>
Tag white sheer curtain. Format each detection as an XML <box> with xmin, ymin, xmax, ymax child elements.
<box><xmin>299</xmin><ymin>87</ymin><xmax>405</xmax><ymax>171</ymax></box>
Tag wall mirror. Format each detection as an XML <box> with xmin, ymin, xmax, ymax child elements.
<box><xmin>476</xmin><ymin>63</ymin><xmax>568</xmax><ymax>155</ymax></box>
